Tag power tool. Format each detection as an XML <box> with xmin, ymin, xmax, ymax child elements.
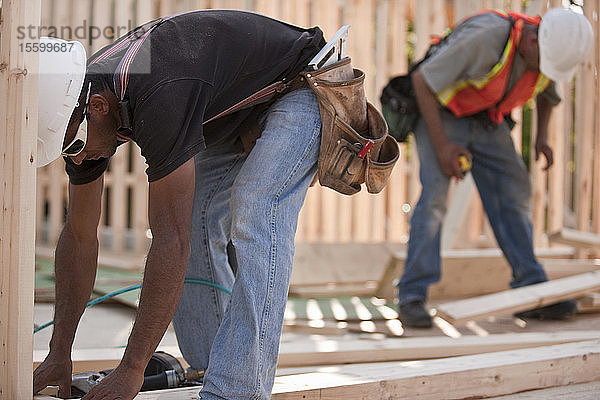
<box><xmin>70</xmin><ymin>351</ymin><xmax>203</xmax><ymax>397</ymax></box>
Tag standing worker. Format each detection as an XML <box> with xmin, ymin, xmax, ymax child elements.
<box><xmin>393</xmin><ymin>8</ymin><xmax>593</xmax><ymax>328</ymax></box>
<box><xmin>32</xmin><ymin>10</ymin><xmax>327</xmax><ymax>400</ymax></box>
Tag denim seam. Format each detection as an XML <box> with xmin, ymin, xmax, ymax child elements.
<box><xmin>198</xmin><ymin>153</ymin><xmax>245</xmax><ymax>321</ymax></box>
<box><xmin>254</xmin><ymin>116</ymin><xmax>320</xmax><ymax>400</ymax></box>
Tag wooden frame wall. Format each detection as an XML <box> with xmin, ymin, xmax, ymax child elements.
<box><xmin>0</xmin><ymin>1</ymin><xmax>41</xmax><ymax>398</ymax></box>
<box><xmin>33</xmin><ymin>0</ymin><xmax>600</xmax><ymax>256</ymax></box>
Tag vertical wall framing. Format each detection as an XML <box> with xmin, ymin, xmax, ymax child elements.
<box><xmin>0</xmin><ymin>0</ymin><xmax>41</xmax><ymax>398</ymax></box>
<box><xmin>33</xmin><ymin>0</ymin><xmax>600</xmax><ymax>256</ymax></box>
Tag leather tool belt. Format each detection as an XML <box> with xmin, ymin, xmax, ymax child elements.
<box><xmin>301</xmin><ymin>57</ymin><xmax>399</xmax><ymax>195</ymax></box>
<box><xmin>208</xmin><ymin>58</ymin><xmax>399</xmax><ymax>196</ymax></box>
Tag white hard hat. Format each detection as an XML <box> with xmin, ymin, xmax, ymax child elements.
<box><xmin>538</xmin><ymin>8</ymin><xmax>594</xmax><ymax>82</ymax></box>
<box><xmin>37</xmin><ymin>37</ymin><xmax>87</xmax><ymax>167</ymax></box>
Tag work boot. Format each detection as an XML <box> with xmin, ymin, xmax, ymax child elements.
<box><xmin>514</xmin><ymin>300</ymin><xmax>578</xmax><ymax>320</ymax></box>
<box><xmin>398</xmin><ymin>300</ymin><xmax>432</xmax><ymax>328</ymax></box>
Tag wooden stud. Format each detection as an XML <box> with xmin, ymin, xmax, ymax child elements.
<box><xmin>72</xmin><ymin>0</ymin><xmax>92</xmax><ymax>54</ymax></box>
<box><xmin>90</xmin><ymin>0</ymin><xmax>113</xmax><ymax>53</ymax></box>
<box><xmin>375</xmin><ymin>247</ymin><xmax>578</xmax><ymax>301</ymax></box>
<box><xmin>0</xmin><ymin>1</ymin><xmax>41</xmax><ymax>398</ymax></box>
<box><xmin>574</xmin><ymin>6</ymin><xmax>596</xmax><ymax>236</ymax></box>
<box><xmin>529</xmin><ymin>102</ymin><xmax>548</xmax><ymax>247</ymax></box>
<box><xmin>436</xmin><ymin>271</ymin><xmax>600</xmax><ymax>325</ymax></box>
<box><xmin>52</xmin><ymin>0</ymin><xmax>72</xmax><ymax>39</ymax></box>
<box><xmin>546</xmin><ymin>80</ymin><xmax>568</xmax><ymax>236</ymax></box>
<box><xmin>136</xmin><ymin>0</ymin><xmax>158</xmax><ymax>25</ymax></box>
<box><xmin>549</xmin><ymin>227</ymin><xmax>600</xmax><ymax>250</ymax></box>
<box><xmin>589</xmin><ymin>1</ymin><xmax>600</xmax><ymax>237</ymax></box>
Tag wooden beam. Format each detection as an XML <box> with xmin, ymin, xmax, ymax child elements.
<box><xmin>0</xmin><ymin>0</ymin><xmax>41</xmax><ymax>398</ymax></box>
<box><xmin>78</xmin><ymin>340</ymin><xmax>600</xmax><ymax>399</ymax></box>
<box><xmin>549</xmin><ymin>228</ymin><xmax>600</xmax><ymax>250</ymax></box>
<box><xmin>578</xmin><ymin>292</ymin><xmax>600</xmax><ymax>313</ymax></box>
<box><xmin>36</xmin><ymin>244</ymin><xmax>146</xmax><ymax>270</ymax></box>
<box><xmin>37</xmin><ymin>340</ymin><xmax>600</xmax><ymax>400</ymax></box>
<box><xmin>486</xmin><ymin>381</ymin><xmax>600</xmax><ymax>400</ymax></box>
<box><xmin>272</xmin><ymin>340</ymin><xmax>600</xmax><ymax>399</ymax></box>
<box><xmin>436</xmin><ymin>271</ymin><xmax>600</xmax><ymax>325</ymax></box>
<box><xmin>376</xmin><ymin>247</ymin><xmax>577</xmax><ymax>301</ymax></box>
<box><xmin>441</xmin><ymin>174</ymin><xmax>477</xmax><ymax>250</ymax></box>
<box><xmin>290</xmin><ymin>243</ymin><xmax>399</xmax><ymax>288</ymax></box>
<box><xmin>34</xmin><ymin>330</ymin><xmax>600</xmax><ymax>376</ymax></box>
<box><xmin>276</xmin><ymin>330</ymin><xmax>600</xmax><ymax>368</ymax></box>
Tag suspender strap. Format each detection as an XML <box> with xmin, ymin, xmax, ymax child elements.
<box><xmin>113</xmin><ymin>18</ymin><xmax>167</xmax><ymax>101</ymax></box>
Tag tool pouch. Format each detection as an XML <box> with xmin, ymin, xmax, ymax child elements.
<box><xmin>302</xmin><ymin>58</ymin><xmax>399</xmax><ymax>195</ymax></box>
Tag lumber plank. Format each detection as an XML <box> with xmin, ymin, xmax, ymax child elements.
<box><xmin>108</xmin><ymin>340</ymin><xmax>600</xmax><ymax>399</ymax></box>
<box><xmin>578</xmin><ymin>292</ymin><xmax>600</xmax><ymax>313</ymax></box>
<box><xmin>276</xmin><ymin>331</ymin><xmax>600</xmax><ymax>368</ymax></box>
<box><xmin>0</xmin><ymin>0</ymin><xmax>40</xmax><ymax>398</ymax></box>
<box><xmin>272</xmin><ymin>340</ymin><xmax>600</xmax><ymax>399</ymax></box>
<box><xmin>36</xmin><ymin>340</ymin><xmax>600</xmax><ymax>399</ymax></box>
<box><xmin>441</xmin><ymin>174</ymin><xmax>477</xmax><ymax>250</ymax></box>
<box><xmin>36</xmin><ymin>244</ymin><xmax>146</xmax><ymax>270</ymax></box>
<box><xmin>486</xmin><ymin>380</ymin><xmax>600</xmax><ymax>400</ymax></box>
<box><xmin>436</xmin><ymin>271</ymin><xmax>600</xmax><ymax>325</ymax></box>
<box><xmin>574</xmin><ymin>5</ymin><xmax>596</xmax><ymax>239</ymax></box>
<box><xmin>549</xmin><ymin>227</ymin><xmax>600</xmax><ymax>250</ymax></box>
<box><xmin>579</xmin><ymin>292</ymin><xmax>600</xmax><ymax>307</ymax></box>
<box><xmin>376</xmin><ymin>247</ymin><xmax>578</xmax><ymax>301</ymax></box>
<box><xmin>290</xmin><ymin>243</ymin><xmax>398</xmax><ymax>288</ymax></box>
<box><xmin>34</xmin><ymin>331</ymin><xmax>600</xmax><ymax>373</ymax></box>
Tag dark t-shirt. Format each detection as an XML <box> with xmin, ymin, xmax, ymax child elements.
<box><xmin>66</xmin><ymin>10</ymin><xmax>325</xmax><ymax>184</ymax></box>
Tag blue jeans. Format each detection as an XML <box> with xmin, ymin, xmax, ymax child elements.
<box><xmin>172</xmin><ymin>87</ymin><xmax>321</xmax><ymax>399</ymax></box>
<box><xmin>397</xmin><ymin>110</ymin><xmax>548</xmax><ymax>305</ymax></box>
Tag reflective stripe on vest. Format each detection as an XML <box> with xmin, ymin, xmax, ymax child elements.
<box><xmin>437</xmin><ymin>11</ymin><xmax>549</xmax><ymax>124</ymax></box>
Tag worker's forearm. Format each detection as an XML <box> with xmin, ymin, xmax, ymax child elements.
<box><xmin>536</xmin><ymin>94</ymin><xmax>553</xmax><ymax>143</ymax></box>
<box><xmin>120</xmin><ymin>239</ymin><xmax>189</xmax><ymax>372</ymax></box>
<box><xmin>412</xmin><ymin>70</ymin><xmax>448</xmax><ymax>153</ymax></box>
<box><xmin>49</xmin><ymin>227</ymin><xmax>98</xmax><ymax>353</ymax></box>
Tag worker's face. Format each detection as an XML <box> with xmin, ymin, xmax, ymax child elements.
<box><xmin>519</xmin><ymin>25</ymin><xmax>540</xmax><ymax>71</ymax></box>
<box><xmin>64</xmin><ymin>94</ymin><xmax>119</xmax><ymax>165</ymax></box>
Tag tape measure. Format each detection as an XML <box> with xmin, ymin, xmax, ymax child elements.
<box><xmin>457</xmin><ymin>155</ymin><xmax>472</xmax><ymax>173</ymax></box>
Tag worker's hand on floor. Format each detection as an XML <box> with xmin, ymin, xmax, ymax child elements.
<box><xmin>82</xmin><ymin>364</ymin><xmax>144</xmax><ymax>400</ymax></box>
<box><xmin>33</xmin><ymin>353</ymin><xmax>73</xmax><ymax>399</ymax></box>
<box><xmin>436</xmin><ymin>142</ymin><xmax>471</xmax><ymax>180</ymax></box>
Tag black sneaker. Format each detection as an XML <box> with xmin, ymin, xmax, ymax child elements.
<box><xmin>399</xmin><ymin>300</ymin><xmax>433</xmax><ymax>328</ymax></box>
<box><xmin>514</xmin><ymin>300</ymin><xmax>578</xmax><ymax>320</ymax></box>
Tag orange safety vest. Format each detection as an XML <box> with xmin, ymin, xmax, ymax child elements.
<box><xmin>437</xmin><ymin>11</ymin><xmax>551</xmax><ymax>124</ymax></box>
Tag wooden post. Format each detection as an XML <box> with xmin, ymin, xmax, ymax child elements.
<box><xmin>385</xmin><ymin>0</ymin><xmax>409</xmax><ymax>242</ymax></box>
<box><xmin>588</xmin><ymin>0</ymin><xmax>600</xmax><ymax>237</ymax></box>
<box><xmin>574</xmin><ymin>13</ymin><xmax>595</xmax><ymax>236</ymax></box>
<box><xmin>0</xmin><ymin>1</ymin><xmax>41</xmax><ymax>398</ymax></box>
<box><xmin>90</xmin><ymin>0</ymin><xmax>113</xmax><ymax>53</ymax></box>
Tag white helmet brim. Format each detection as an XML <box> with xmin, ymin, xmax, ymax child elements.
<box><xmin>37</xmin><ymin>37</ymin><xmax>87</xmax><ymax>167</ymax></box>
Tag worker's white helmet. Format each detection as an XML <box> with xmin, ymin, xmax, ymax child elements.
<box><xmin>37</xmin><ymin>37</ymin><xmax>87</xmax><ymax>167</ymax></box>
<box><xmin>538</xmin><ymin>8</ymin><xmax>594</xmax><ymax>82</ymax></box>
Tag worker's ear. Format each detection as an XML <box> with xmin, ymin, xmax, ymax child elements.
<box><xmin>88</xmin><ymin>94</ymin><xmax>111</xmax><ymax>117</ymax></box>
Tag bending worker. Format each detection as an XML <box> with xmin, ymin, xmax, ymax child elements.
<box><xmin>34</xmin><ymin>10</ymin><xmax>326</xmax><ymax>399</ymax></box>
<box><xmin>397</xmin><ymin>8</ymin><xmax>594</xmax><ymax>328</ymax></box>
